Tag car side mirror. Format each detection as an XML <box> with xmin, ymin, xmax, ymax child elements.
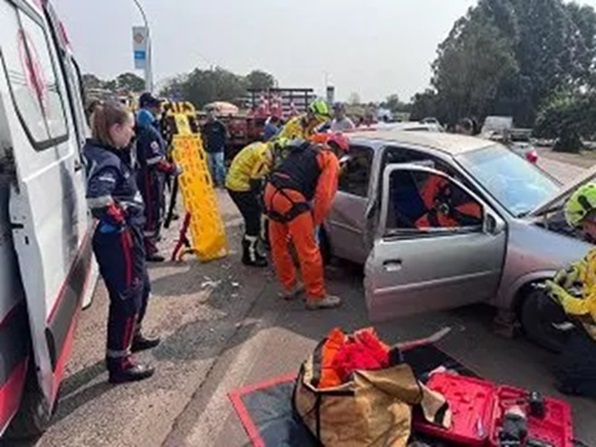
<box><xmin>485</xmin><ymin>212</ymin><xmax>505</xmax><ymax>235</ymax></box>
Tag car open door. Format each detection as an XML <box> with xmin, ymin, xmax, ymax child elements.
<box><xmin>1</xmin><ymin>1</ymin><xmax>93</xmax><ymax>404</ymax></box>
<box><xmin>364</xmin><ymin>165</ymin><xmax>507</xmax><ymax>322</ymax></box>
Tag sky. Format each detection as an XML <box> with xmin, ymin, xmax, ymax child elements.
<box><xmin>51</xmin><ymin>0</ymin><xmax>596</xmax><ymax>102</ymax></box>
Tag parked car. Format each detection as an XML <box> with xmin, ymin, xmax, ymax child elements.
<box><xmin>322</xmin><ymin>130</ymin><xmax>594</xmax><ymax>351</ymax></box>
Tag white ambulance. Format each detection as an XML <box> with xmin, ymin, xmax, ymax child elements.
<box><xmin>0</xmin><ymin>0</ymin><xmax>97</xmax><ymax>439</ymax></box>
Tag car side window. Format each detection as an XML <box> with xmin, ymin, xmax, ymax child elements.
<box><xmin>338</xmin><ymin>145</ymin><xmax>373</xmax><ymax>197</ymax></box>
<box><xmin>385</xmin><ymin>170</ymin><xmax>484</xmax><ymax>235</ymax></box>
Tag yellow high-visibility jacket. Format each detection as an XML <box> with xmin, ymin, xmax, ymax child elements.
<box><xmin>225</xmin><ymin>142</ymin><xmax>272</xmax><ymax>192</ymax></box>
<box><xmin>277</xmin><ymin>115</ymin><xmax>320</xmax><ymax>141</ymax></box>
<box><xmin>555</xmin><ymin>248</ymin><xmax>596</xmax><ymax>340</ymax></box>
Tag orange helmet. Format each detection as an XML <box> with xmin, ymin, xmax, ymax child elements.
<box><xmin>310</xmin><ymin>132</ymin><xmax>350</xmax><ymax>153</ymax></box>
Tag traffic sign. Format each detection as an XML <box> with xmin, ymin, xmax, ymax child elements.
<box><xmin>132</xmin><ymin>26</ymin><xmax>148</xmax><ymax>70</ymax></box>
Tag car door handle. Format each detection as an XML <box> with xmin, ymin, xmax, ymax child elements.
<box><xmin>383</xmin><ymin>260</ymin><xmax>402</xmax><ymax>272</ymax></box>
<box><xmin>74</xmin><ymin>160</ymin><xmax>83</xmax><ymax>172</ymax></box>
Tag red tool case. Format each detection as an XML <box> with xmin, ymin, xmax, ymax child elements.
<box><xmin>489</xmin><ymin>385</ymin><xmax>574</xmax><ymax>447</ymax></box>
<box><xmin>414</xmin><ymin>372</ymin><xmax>575</xmax><ymax>447</ymax></box>
<box><xmin>414</xmin><ymin>373</ymin><xmax>497</xmax><ymax>445</ymax></box>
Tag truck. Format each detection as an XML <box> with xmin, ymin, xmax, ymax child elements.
<box><xmin>201</xmin><ymin>88</ymin><xmax>316</xmax><ymax>160</ymax></box>
<box><xmin>0</xmin><ymin>0</ymin><xmax>97</xmax><ymax>439</ymax></box>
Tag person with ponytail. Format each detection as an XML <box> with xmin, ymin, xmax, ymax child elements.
<box><xmin>83</xmin><ymin>100</ymin><xmax>160</xmax><ymax>384</ymax></box>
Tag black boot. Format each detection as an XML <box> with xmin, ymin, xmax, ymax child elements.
<box><xmin>131</xmin><ymin>333</ymin><xmax>161</xmax><ymax>353</ymax></box>
<box><xmin>242</xmin><ymin>236</ymin><xmax>268</xmax><ymax>267</ymax></box>
<box><xmin>108</xmin><ymin>358</ymin><xmax>155</xmax><ymax>384</ymax></box>
<box><xmin>146</xmin><ymin>253</ymin><xmax>166</xmax><ymax>263</ymax></box>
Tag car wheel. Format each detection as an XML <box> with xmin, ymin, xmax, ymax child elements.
<box><xmin>520</xmin><ymin>288</ymin><xmax>570</xmax><ymax>353</ymax></box>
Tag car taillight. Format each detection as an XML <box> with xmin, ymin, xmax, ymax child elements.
<box><xmin>526</xmin><ymin>150</ymin><xmax>538</xmax><ymax>164</ymax></box>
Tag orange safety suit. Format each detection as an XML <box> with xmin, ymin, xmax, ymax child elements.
<box><xmin>415</xmin><ymin>176</ymin><xmax>482</xmax><ymax>228</ymax></box>
<box><xmin>264</xmin><ymin>142</ymin><xmax>339</xmax><ymax>300</ymax></box>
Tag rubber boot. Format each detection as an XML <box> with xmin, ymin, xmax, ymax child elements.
<box><xmin>242</xmin><ymin>236</ymin><xmax>268</xmax><ymax>267</ymax></box>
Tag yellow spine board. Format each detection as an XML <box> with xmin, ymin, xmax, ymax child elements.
<box><xmin>167</xmin><ymin>102</ymin><xmax>228</xmax><ymax>261</ymax></box>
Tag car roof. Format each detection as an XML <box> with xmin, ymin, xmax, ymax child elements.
<box><xmin>348</xmin><ymin>130</ymin><xmax>494</xmax><ymax>156</ymax></box>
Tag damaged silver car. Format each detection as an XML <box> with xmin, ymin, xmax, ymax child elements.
<box><xmin>321</xmin><ymin>130</ymin><xmax>594</xmax><ymax>351</ymax></box>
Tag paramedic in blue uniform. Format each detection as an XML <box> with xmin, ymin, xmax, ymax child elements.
<box><xmin>84</xmin><ymin>101</ymin><xmax>161</xmax><ymax>384</ymax></box>
<box><xmin>136</xmin><ymin>93</ymin><xmax>178</xmax><ymax>262</ymax></box>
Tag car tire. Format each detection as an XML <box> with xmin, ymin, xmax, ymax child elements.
<box><xmin>520</xmin><ymin>287</ymin><xmax>570</xmax><ymax>354</ymax></box>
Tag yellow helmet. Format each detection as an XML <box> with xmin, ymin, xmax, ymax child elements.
<box><xmin>565</xmin><ymin>183</ymin><xmax>596</xmax><ymax>227</ymax></box>
<box><xmin>308</xmin><ymin>99</ymin><xmax>331</xmax><ymax>120</ymax></box>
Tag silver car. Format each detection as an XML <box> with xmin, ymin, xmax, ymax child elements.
<box><xmin>322</xmin><ymin>130</ymin><xmax>594</xmax><ymax>350</ymax></box>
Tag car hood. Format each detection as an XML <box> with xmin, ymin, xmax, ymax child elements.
<box><xmin>529</xmin><ymin>164</ymin><xmax>596</xmax><ymax>217</ymax></box>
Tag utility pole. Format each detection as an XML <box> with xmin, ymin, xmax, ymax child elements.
<box><xmin>133</xmin><ymin>0</ymin><xmax>153</xmax><ymax>92</ymax></box>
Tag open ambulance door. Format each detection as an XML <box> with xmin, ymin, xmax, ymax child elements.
<box><xmin>364</xmin><ymin>164</ymin><xmax>507</xmax><ymax>322</ymax></box>
<box><xmin>44</xmin><ymin>1</ymin><xmax>98</xmax><ymax>309</ymax></box>
<box><xmin>0</xmin><ymin>0</ymin><xmax>93</xmax><ymax>407</ymax></box>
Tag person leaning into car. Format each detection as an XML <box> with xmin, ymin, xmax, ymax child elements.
<box><xmin>545</xmin><ymin>183</ymin><xmax>596</xmax><ymax>398</ymax></box>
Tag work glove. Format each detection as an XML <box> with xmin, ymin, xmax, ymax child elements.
<box><xmin>553</xmin><ymin>264</ymin><xmax>583</xmax><ymax>289</ymax></box>
<box><xmin>544</xmin><ymin>280</ymin><xmax>568</xmax><ymax>305</ymax></box>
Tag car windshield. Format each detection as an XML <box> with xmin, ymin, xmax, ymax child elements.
<box><xmin>457</xmin><ymin>144</ymin><xmax>560</xmax><ymax>217</ymax></box>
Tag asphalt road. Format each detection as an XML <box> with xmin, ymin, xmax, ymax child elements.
<box><xmin>26</xmin><ymin>157</ymin><xmax>596</xmax><ymax>447</ymax></box>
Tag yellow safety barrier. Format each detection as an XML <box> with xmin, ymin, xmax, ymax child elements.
<box><xmin>165</xmin><ymin>101</ymin><xmax>228</xmax><ymax>262</ymax></box>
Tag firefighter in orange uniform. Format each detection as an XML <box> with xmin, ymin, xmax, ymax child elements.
<box><xmin>415</xmin><ymin>175</ymin><xmax>482</xmax><ymax>228</ymax></box>
<box><xmin>264</xmin><ymin>138</ymin><xmax>341</xmax><ymax>310</ymax></box>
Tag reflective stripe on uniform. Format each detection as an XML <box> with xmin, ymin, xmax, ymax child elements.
<box><xmin>87</xmin><ymin>196</ymin><xmax>114</xmax><ymax>208</ymax></box>
<box><xmin>146</xmin><ymin>156</ymin><xmax>164</xmax><ymax>165</ymax></box>
<box><xmin>98</xmin><ymin>175</ymin><xmax>117</xmax><ymax>183</ymax></box>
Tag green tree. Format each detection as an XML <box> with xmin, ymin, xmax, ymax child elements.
<box><xmin>161</xmin><ymin>67</ymin><xmax>248</xmax><ymax>109</ymax></box>
<box><xmin>414</xmin><ymin>0</ymin><xmax>596</xmax><ymax>126</ymax></box>
<box><xmin>431</xmin><ymin>16</ymin><xmax>518</xmax><ymax>125</ymax></box>
<box><xmin>82</xmin><ymin>74</ymin><xmax>103</xmax><ymax>90</ymax></box>
<box><xmin>410</xmin><ymin>90</ymin><xmax>441</xmax><ymax>122</ymax></box>
<box><xmin>535</xmin><ymin>89</ymin><xmax>596</xmax><ymax>153</ymax></box>
<box><xmin>116</xmin><ymin>72</ymin><xmax>146</xmax><ymax>92</ymax></box>
<box><xmin>382</xmin><ymin>94</ymin><xmax>412</xmax><ymax>113</ymax></box>
<box><xmin>245</xmin><ymin>70</ymin><xmax>276</xmax><ymax>91</ymax></box>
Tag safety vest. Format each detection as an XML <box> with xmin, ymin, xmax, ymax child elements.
<box><xmin>266</xmin><ymin>142</ymin><xmax>322</xmax><ymax>223</ymax></box>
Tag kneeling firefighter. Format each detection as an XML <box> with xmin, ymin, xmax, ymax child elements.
<box><xmin>225</xmin><ymin>141</ymin><xmax>273</xmax><ymax>267</ymax></box>
<box><xmin>545</xmin><ymin>183</ymin><xmax>596</xmax><ymax>397</ymax></box>
<box><xmin>264</xmin><ymin>138</ymin><xmax>342</xmax><ymax>310</ymax></box>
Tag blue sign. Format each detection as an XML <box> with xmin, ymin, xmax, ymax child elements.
<box><xmin>134</xmin><ymin>50</ymin><xmax>146</xmax><ymax>69</ymax></box>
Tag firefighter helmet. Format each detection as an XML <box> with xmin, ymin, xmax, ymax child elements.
<box><xmin>308</xmin><ymin>99</ymin><xmax>331</xmax><ymax>119</ymax></box>
<box><xmin>310</xmin><ymin>132</ymin><xmax>350</xmax><ymax>153</ymax></box>
<box><xmin>565</xmin><ymin>183</ymin><xmax>596</xmax><ymax>227</ymax></box>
